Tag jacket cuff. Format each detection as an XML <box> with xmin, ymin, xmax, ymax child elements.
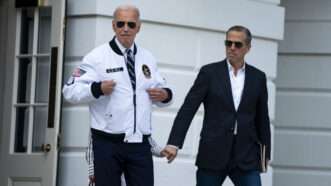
<box><xmin>162</xmin><ymin>88</ymin><xmax>172</xmax><ymax>103</ymax></box>
<box><xmin>91</xmin><ymin>82</ymin><xmax>104</xmax><ymax>98</ymax></box>
<box><xmin>167</xmin><ymin>144</ymin><xmax>179</xmax><ymax>150</ymax></box>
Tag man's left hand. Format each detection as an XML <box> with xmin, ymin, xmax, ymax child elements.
<box><xmin>146</xmin><ymin>88</ymin><xmax>168</xmax><ymax>102</ymax></box>
<box><xmin>88</xmin><ymin>175</ymin><xmax>95</xmax><ymax>186</ymax></box>
<box><xmin>161</xmin><ymin>145</ymin><xmax>178</xmax><ymax>163</ymax></box>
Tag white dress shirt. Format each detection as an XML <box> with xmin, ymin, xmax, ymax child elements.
<box><xmin>227</xmin><ymin>60</ymin><xmax>245</xmax><ymax>135</ymax></box>
<box><xmin>115</xmin><ymin>38</ymin><xmax>134</xmax><ymax>60</ymax></box>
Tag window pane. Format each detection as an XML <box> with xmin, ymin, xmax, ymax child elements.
<box><xmin>14</xmin><ymin>107</ymin><xmax>29</xmax><ymax>153</ymax></box>
<box><xmin>17</xmin><ymin>58</ymin><xmax>32</xmax><ymax>103</ymax></box>
<box><xmin>32</xmin><ymin>106</ymin><xmax>48</xmax><ymax>152</ymax></box>
<box><xmin>20</xmin><ymin>8</ymin><xmax>34</xmax><ymax>54</ymax></box>
<box><xmin>38</xmin><ymin>7</ymin><xmax>52</xmax><ymax>54</ymax></box>
<box><xmin>35</xmin><ymin>57</ymin><xmax>50</xmax><ymax>103</ymax></box>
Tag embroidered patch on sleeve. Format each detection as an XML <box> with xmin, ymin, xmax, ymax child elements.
<box><xmin>72</xmin><ymin>68</ymin><xmax>87</xmax><ymax>77</ymax></box>
<box><xmin>66</xmin><ymin>68</ymin><xmax>86</xmax><ymax>85</ymax></box>
<box><xmin>66</xmin><ymin>76</ymin><xmax>75</xmax><ymax>85</ymax></box>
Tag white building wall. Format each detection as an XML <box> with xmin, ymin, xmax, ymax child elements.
<box><xmin>59</xmin><ymin>0</ymin><xmax>284</xmax><ymax>185</ymax></box>
<box><xmin>274</xmin><ymin>0</ymin><xmax>331</xmax><ymax>186</ymax></box>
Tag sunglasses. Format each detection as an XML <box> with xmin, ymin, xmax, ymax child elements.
<box><xmin>116</xmin><ymin>21</ymin><xmax>137</xmax><ymax>29</ymax></box>
<box><xmin>224</xmin><ymin>40</ymin><xmax>244</xmax><ymax>49</ymax></box>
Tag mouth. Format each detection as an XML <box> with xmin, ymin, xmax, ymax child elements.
<box><xmin>228</xmin><ymin>53</ymin><xmax>236</xmax><ymax>57</ymax></box>
<box><xmin>120</xmin><ymin>34</ymin><xmax>131</xmax><ymax>37</ymax></box>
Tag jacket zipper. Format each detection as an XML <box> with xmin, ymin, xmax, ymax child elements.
<box><xmin>133</xmin><ymin>91</ymin><xmax>136</xmax><ymax>133</ymax></box>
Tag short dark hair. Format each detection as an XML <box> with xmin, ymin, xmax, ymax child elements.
<box><xmin>226</xmin><ymin>25</ymin><xmax>252</xmax><ymax>45</ymax></box>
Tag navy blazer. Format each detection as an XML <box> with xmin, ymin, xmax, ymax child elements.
<box><xmin>167</xmin><ymin>59</ymin><xmax>271</xmax><ymax>171</ymax></box>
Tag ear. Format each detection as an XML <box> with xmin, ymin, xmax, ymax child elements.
<box><xmin>112</xmin><ymin>20</ymin><xmax>116</xmax><ymax>31</ymax></box>
<box><xmin>136</xmin><ymin>21</ymin><xmax>141</xmax><ymax>33</ymax></box>
<box><xmin>246</xmin><ymin>43</ymin><xmax>251</xmax><ymax>53</ymax></box>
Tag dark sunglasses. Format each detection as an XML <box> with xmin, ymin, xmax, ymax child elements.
<box><xmin>116</xmin><ymin>21</ymin><xmax>137</xmax><ymax>29</ymax></box>
<box><xmin>224</xmin><ymin>40</ymin><xmax>244</xmax><ymax>49</ymax></box>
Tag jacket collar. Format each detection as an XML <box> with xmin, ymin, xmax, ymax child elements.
<box><xmin>108</xmin><ymin>36</ymin><xmax>137</xmax><ymax>56</ymax></box>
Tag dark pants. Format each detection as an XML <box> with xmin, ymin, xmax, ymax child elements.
<box><xmin>92</xmin><ymin>132</ymin><xmax>153</xmax><ymax>186</ymax></box>
<box><xmin>196</xmin><ymin>168</ymin><xmax>261</xmax><ymax>186</ymax></box>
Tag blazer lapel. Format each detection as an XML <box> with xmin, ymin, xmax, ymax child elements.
<box><xmin>219</xmin><ymin>61</ymin><xmax>236</xmax><ymax>111</ymax></box>
<box><xmin>238</xmin><ymin>64</ymin><xmax>253</xmax><ymax>111</ymax></box>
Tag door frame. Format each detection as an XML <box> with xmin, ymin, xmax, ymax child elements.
<box><xmin>0</xmin><ymin>0</ymin><xmax>17</xmax><ymax>157</ymax></box>
<box><xmin>0</xmin><ymin>0</ymin><xmax>9</xmax><ymax>157</ymax></box>
<box><xmin>0</xmin><ymin>0</ymin><xmax>66</xmax><ymax>185</ymax></box>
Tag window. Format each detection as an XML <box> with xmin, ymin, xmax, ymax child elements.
<box><xmin>13</xmin><ymin>7</ymin><xmax>52</xmax><ymax>153</ymax></box>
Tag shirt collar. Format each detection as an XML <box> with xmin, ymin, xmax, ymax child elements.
<box><xmin>115</xmin><ymin>38</ymin><xmax>134</xmax><ymax>54</ymax></box>
<box><xmin>226</xmin><ymin>59</ymin><xmax>246</xmax><ymax>73</ymax></box>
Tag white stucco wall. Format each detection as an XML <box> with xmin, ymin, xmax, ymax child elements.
<box><xmin>59</xmin><ymin>1</ymin><xmax>284</xmax><ymax>185</ymax></box>
<box><xmin>275</xmin><ymin>0</ymin><xmax>331</xmax><ymax>186</ymax></box>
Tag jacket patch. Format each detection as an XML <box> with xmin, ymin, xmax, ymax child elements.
<box><xmin>72</xmin><ymin>68</ymin><xmax>86</xmax><ymax>77</ymax></box>
<box><xmin>66</xmin><ymin>76</ymin><xmax>75</xmax><ymax>85</ymax></box>
<box><xmin>106</xmin><ymin>67</ymin><xmax>124</xmax><ymax>73</ymax></box>
<box><xmin>66</xmin><ymin>67</ymin><xmax>86</xmax><ymax>85</ymax></box>
<box><xmin>142</xmin><ymin>64</ymin><xmax>151</xmax><ymax>79</ymax></box>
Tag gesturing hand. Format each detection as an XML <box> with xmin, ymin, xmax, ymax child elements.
<box><xmin>146</xmin><ymin>88</ymin><xmax>168</xmax><ymax>102</ymax></box>
<box><xmin>101</xmin><ymin>80</ymin><xmax>116</xmax><ymax>95</ymax></box>
<box><xmin>161</xmin><ymin>145</ymin><xmax>178</xmax><ymax>163</ymax></box>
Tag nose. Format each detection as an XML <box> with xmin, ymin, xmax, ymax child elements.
<box><xmin>123</xmin><ymin>24</ymin><xmax>129</xmax><ymax>32</ymax></box>
<box><xmin>229</xmin><ymin>43</ymin><xmax>236</xmax><ymax>50</ymax></box>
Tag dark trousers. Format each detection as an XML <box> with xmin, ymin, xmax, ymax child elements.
<box><xmin>92</xmin><ymin>132</ymin><xmax>153</xmax><ymax>186</ymax></box>
<box><xmin>196</xmin><ymin>168</ymin><xmax>261</xmax><ymax>186</ymax></box>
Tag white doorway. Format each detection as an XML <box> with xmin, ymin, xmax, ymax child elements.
<box><xmin>0</xmin><ymin>0</ymin><xmax>66</xmax><ymax>185</ymax></box>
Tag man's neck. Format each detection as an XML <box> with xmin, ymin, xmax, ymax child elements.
<box><xmin>115</xmin><ymin>37</ymin><xmax>134</xmax><ymax>52</ymax></box>
<box><xmin>229</xmin><ymin>60</ymin><xmax>245</xmax><ymax>76</ymax></box>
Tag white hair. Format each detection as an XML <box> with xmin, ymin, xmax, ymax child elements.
<box><xmin>113</xmin><ymin>4</ymin><xmax>140</xmax><ymax>20</ymax></box>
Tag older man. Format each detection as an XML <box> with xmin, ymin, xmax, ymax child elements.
<box><xmin>63</xmin><ymin>5</ymin><xmax>172</xmax><ymax>186</ymax></box>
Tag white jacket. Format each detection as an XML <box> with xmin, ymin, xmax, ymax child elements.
<box><xmin>63</xmin><ymin>38</ymin><xmax>172</xmax><ymax>142</ymax></box>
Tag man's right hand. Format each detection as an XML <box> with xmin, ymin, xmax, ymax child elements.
<box><xmin>101</xmin><ymin>80</ymin><xmax>116</xmax><ymax>95</ymax></box>
<box><xmin>88</xmin><ymin>175</ymin><xmax>95</xmax><ymax>186</ymax></box>
<box><xmin>161</xmin><ymin>145</ymin><xmax>178</xmax><ymax>163</ymax></box>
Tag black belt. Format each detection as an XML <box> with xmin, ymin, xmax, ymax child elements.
<box><xmin>91</xmin><ymin>128</ymin><xmax>150</xmax><ymax>143</ymax></box>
